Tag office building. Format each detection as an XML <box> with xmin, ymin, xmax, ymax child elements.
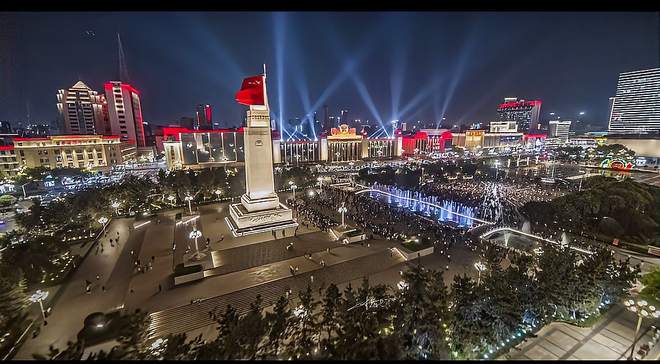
<box><xmin>489</xmin><ymin>121</ymin><xmax>518</xmax><ymax>133</ymax></box>
<box><xmin>548</xmin><ymin>120</ymin><xmax>572</xmax><ymax>144</ymax></box>
<box><xmin>104</xmin><ymin>81</ymin><xmax>146</xmax><ymax>147</ymax></box>
<box><xmin>57</xmin><ymin>81</ymin><xmax>108</xmax><ymax>135</ymax></box>
<box><xmin>195</xmin><ymin>104</ymin><xmax>213</xmax><ymax>130</ymax></box>
<box><xmin>496</xmin><ymin>97</ymin><xmax>542</xmax><ymax>133</ymax></box>
<box><xmin>608</xmin><ymin>68</ymin><xmax>660</xmax><ymax>135</ymax></box>
<box><xmin>12</xmin><ymin>135</ymin><xmax>129</xmax><ymax>171</ymax></box>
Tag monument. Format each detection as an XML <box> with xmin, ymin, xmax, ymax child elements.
<box><xmin>225</xmin><ymin>66</ymin><xmax>298</xmax><ymax>237</ymax></box>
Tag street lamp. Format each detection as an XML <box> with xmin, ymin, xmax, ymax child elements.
<box><xmin>474</xmin><ymin>261</ymin><xmax>486</xmax><ymax>286</ymax></box>
<box><xmin>29</xmin><ymin>289</ymin><xmax>49</xmax><ymax>325</ymax></box>
<box><xmin>291</xmin><ymin>184</ymin><xmax>297</xmax><ymax>200</ymax></box>
<box><xmin>624</xmin><ymin>299</ymin><xmax>659</xmax><ymax>360</ymax></box>
<box><xmin>111</xmin><ymin>201</ymin><xmax>120</xmax><ymax>215</ymax></box>
<box><xmin>98</xmin><ymin>216</ymin><xmax>109</xmax><ymax>234</ymax></box>
<box><xmin>167</xmin><ymin>195</ymin><xmax>176</xmax><ymax>206</ymax></box>
<box><xmin>188</xmin><ymin>228</ymin><xmax>204</xmax><ymax>261</ymax></box>
<box><xmin>184</xmin><ymin>195</ymin><xmax>194</xmax><ymax>215</ymax></box>
<box><xmin>214</xmin><ymin>189</ymin><xmax>222</xmax><ymax>200</ymax></box>
<box><xmin>338</xmin><ymin>203</ymin><xmax>348</xmax><ymax>227</ymax></box>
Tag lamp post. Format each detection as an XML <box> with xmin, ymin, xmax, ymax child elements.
<box><xmin>167</xmin><ymin>195</ymin><xmax>176</xmax><ymax>206</ymax></box>
<box><xmin>29</xmin><ymin>289</ymin><xmax>49</xmax><ymax>325</ymax></box>
<box><xmin>474</xmin><ymin>261</ymin><xmax>486</xmax><ymax>286</ymax></box>
<box><xmin>184</xmin><ymin>195</ymin><xmax>194</xmax><ymax>215</ymax></box>
<box><xmin>214</xmin><ymin>189</ymin><xmax>222</xmax><ymax>200</ymax></box>
<box><xmin>98</xmin><ymin>216</ymin><xmax>109</xmax><ymax>234</ymax></box>
<box><xmin>624</xmin><ymin>299</ymin><xmax>659</xmax><ymax>360</ymax></box>
<box><xmin>338</xmin><ymin>203</ymin><xmax>348</xmax><ymax>227</ymax></box>
<box><xmin>111</xmin><ymin>201</ymin><xmax>120</xmax><ymax>216</ymax></box>
<box><xmin>291</xmin><ymin>184</ymin><xmax>297</xmax><ymax>200</ymax></box>
<box><xmin>189</xmin><ymin>228</ymin><xmax>203</xmax><ymax>261</ymax></box>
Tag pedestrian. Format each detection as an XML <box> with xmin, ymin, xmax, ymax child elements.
<box><xmin>137</xmin><ymin>259</ymin><xmax>141</xmax><ymax>266</ymax></box>
<box><xmin>283</xmin><ymin>230</ymin><xmax>286</xmax><ymax>237</ymax></box>
<box><xmin>310</xmin><ymin>275</ymin><xmax>314</xmax><ymax>283</ymax></box>
<box><xmin>96</xmin><ymin>274</ymin><xmax>101</xmax><ymax>281</ymax></box>
<box><xmin>272</xmin><ymin>231</ymin><xmax>276</xmax><ymax>239</ymax></box>
<box><xmin>101</xmin><ymin>285</ymin><xmax>106</xmax><ymax>292</ymax></box>
<box><xmin>130</xmin><ymin>288</ymin><xmax>134</xmax><ymax>294</ymax></box>
<box><xmin>116</xmin><ymin>231</ymin><xmax>119</xmax><ymax>236</ymax></box>
<box><xmin>137</xmin><ymin>266</ymin><xmax>142</xmax><ymax>273</ymax></box>
<box><xmin>321</xmin><ymin>260</ymin><xmax>325</xmax><ymax>267</ymax></box>
<box><xmin>151</xmin><ymin>255</ymin><xmax>155</xmax><ymax>262</ymax></box>
<box><xmin>130</xmin><ymin>249</ymin><xmax>134</xmax><ymax>256</ymax></box>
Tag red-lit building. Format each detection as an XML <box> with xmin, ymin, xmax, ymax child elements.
<box><xmin>402</xmin><ymin>129</ymin><xmax>454</xmax><ymax>156</ymax></box>
<box><xmin>195</xmin><ymin>104</ymin><xmax>213</xmax><ymax>130</ymax></box>
<box><xmin>496</xmin><ymin>97</ymin><xmax>542</xmax><ymax>133</ymax></box>
<box><xmin>104</xmin><ymin>81</ymin><xmax>146</xmax><ymax>147</ymax></box>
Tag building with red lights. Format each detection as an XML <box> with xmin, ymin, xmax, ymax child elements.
<box><xmin>104</xmin><ymin>81</ymin><xmax>146</xmax><ymax>147</ymax></box>
<box><xmin>496</xmin><ymin>97</ymin><xmax>542</xmax><ymax>133</ymax></box>
<box><xmin>56</xmin><ymin>81</ymin><xmax>108</xmax><ymax>135</ymax></box>
<box><xmin>195</xmin><ymin>104</ymin><xmax>213</xmax><ymax>130</ymax></box>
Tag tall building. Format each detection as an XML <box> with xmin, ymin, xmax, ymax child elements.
<box><xmin>195</xmin><ymin>104</ymin><xmax>213</xmax><ymax>130</ymax></box>
<box><xmin>104</xmin><ymin>81</ymin><xmax>146</xmax><ymax>147</ymax></box>
<box><xmin>548</xmin><ymin>120</ymin><xmax>572</xmax><ymax>143</ymax></box>
<box><xmin>340</xmin><ymin>109</ymin><xmax>349</xmax><ymax>125</ymax></box>
<box><xmin>56</xmin><ymin>81</ymin><xmax>108</xmax><ymax>135</ymax></box>
<box><xmin>496</xmin><ymin>97</ymin><xmax>542</xmax><ymax>133</ymax></box>
<box><xmin>608</xmin><ymin>68</ymin><xmax>660</xmax><ymax>135</ymax></box>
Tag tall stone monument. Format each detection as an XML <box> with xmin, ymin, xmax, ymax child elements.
<box><xmin>225</xmin><ymin>66</ymin><xmax>298</xmax><ymax>237</ymax></box>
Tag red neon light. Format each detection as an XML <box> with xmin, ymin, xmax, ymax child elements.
<box><xmin>0</xmin><ymin>145</ymin><xmax>14</xmax><ymax>151</ymax></box>
<box><xmin>523</xmin><ymin>133</ymin><xmax>547</xmax><ymax>139</ymax></box>
<box><xmin>498</xmin><ymin>100</ymin><xmax>542</xmax><ymax>109</ymax></box>
<box><xmin>205</xmin><ymin>105</ymin><xmax>212</xmax><ymax>126</ymax></box>
<box><xmin>440</xmin><ymin>131</ymin><xmax>453</xmax><ymax>140</ymax></box>
<box><xmin>162</xmin><ymin>127</ymin><xmax>244</xmax><ymax>142</ymax></box>
<box><xmin>121</xmin><ymin>84</ymin><xmax>141</xmax><ymax>95</ymax></box>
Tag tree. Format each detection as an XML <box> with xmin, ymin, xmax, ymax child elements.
<box><xmin>640</xmin><ymin>269</ymin><xmax>660</xmax><ymax>307</ymax></box>
<box><xmin>0</xmin><ymin>266</ymin><xmax>30</xmax><ymax>354</ymax></box>
<box><xmin>449</xmin><ymin>274</ymin><xmax>490</xmax><ymax>358</ymax></box>
<box><xmin>283</xmin><ymin>285</ymin><xmax>319</xmax><ymax>359</ymax></box>
<box><xmin>319</xmin><ymin>283</ymin><xmax>341</xmax><ymax>357</ymax></box>
<box><xmin>261</xmin><ymin>295</ymin><xmax>291</xmax><ymax>359</ymax></box>
<box><xmin>394</xmin><ymin>264</ymin><xmax>450</xmax><ymax>359</ymax></box>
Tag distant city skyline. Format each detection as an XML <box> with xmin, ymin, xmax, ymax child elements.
<box><xmin>1</xmin><ymin>12</ymin><xmax>659</xmax><ymax>131</ymax></box>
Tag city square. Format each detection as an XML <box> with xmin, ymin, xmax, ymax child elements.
<box><xmin>1</xmin><ymin>8</ymin><xmax>660</xmax><ymax>362</ymax></box>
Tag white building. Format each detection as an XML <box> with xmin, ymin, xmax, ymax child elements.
<box><xmin>608</xmin><ymin>68</ymin><xmax>660</xmax><ymax>135</ymax></box>
<box><xmin>548</xmin><ymin>120</ymin><xmax>571</xmax><ymax>144</ymax></box>
<box><xmin>56</xmin><ymin>81</ymin><xmax>107</xmax><ymax>135</ymax></box>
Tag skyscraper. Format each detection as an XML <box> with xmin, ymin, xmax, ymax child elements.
<box><xmin>104</xmin><ymin>81</ymin><xmax>146</xmax><ymax>147</ymax></box>
<box><xmin>195</xmin><ymin>104</ymin><xmax>213</xmax><ymax>130</ymax></box>
<box><xmin>496</xmin><ymin>97</ymin><xmax>542</xmax><ymax>133</ymax></box>
<box><xmin>608</xmin><ymin>68</ymin><xmax>660</xmax><ymax>135</ymax></box>
<box><xmin>56</xmin><ymin>81</ymin><xmax>108</xmax><ymax>135</ymax></box>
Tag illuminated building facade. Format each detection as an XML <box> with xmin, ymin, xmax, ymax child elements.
<box><xmin>162</xmin><ymin>124</ymin><xmax>402</xmax><ymax>170</ymax></box>
<box><xmin>402</xmin><ymin>129</ymin><xmax>453</xmax><ymax>156</ymax></box>
<box><xmin>496</xmin><ymin>97</ymin><xmax>542</xmax><ymax>133</ymax></box>
<box><xmin>12</xmin><ymin>135</ymin><xmax>128</xmax><ymax>171</ymax></box>
<box><xmin>162</xmin><ymin>127</ymin><xmax>244</xmax><ymax>170</ymax></box>
<box><xmin>608</xmin><ymin>68</ymin><xmax>660</xmax><ymax>135</ymax></box>
<box><xmin>104</xmin><ymin>81</ymin><xmax>146</xmax><ymax>147</ymax></box>
<box><xmin>57</xmin><ymin>81</ymin><xmax>108</xmax><ymax>135</ymax></box>
<box><xmin>548</xmin><ymin>120</ymin><xmax>572</xmax><ymax>144</ymax></box>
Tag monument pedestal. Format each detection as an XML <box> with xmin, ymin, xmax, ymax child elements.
<box><xmin>226</xmin><ymin>202</ymin><xmax>297</xmax><ymax>237</ymax></box>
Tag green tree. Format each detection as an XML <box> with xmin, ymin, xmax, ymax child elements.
<box><xmin>261</xmin><ymin>295</ymin><xmax>291</xmax><ymax>359</ymax></box>
<box><xmin>283</xmin><ymin>285</ymin><xmax>319</xmax><ymax>359</ymax></box>
<box><xmin>640</xmin><ymin>269</ymin><xmax>660</xmax><ymax>307</ymax></box>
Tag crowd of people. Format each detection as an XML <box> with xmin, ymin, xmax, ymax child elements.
<box><xmin>299</xmin><ymin>185</ymin><xmax>479</xmax><ymax>255</ymax></box>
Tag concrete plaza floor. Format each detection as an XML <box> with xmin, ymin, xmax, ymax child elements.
<box><xmin>503</xmin><ymin>304</ymin><xmax>658</xmax><ymax>360</ymax></box>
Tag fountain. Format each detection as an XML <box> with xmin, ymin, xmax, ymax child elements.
<box><xmin>521</xmin><ymin>220</ymin><xmax>531</xmax><ymax>234</ymax></box>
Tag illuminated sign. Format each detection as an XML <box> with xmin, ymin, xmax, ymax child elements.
<box><xmin>600</xmin><ymin>158</ymin><xmax>634</xmax><ymax>171</ymax></box>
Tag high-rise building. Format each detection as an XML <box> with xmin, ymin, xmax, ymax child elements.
<box><xmin>104</xmin><ymin>81</ymin><xmax>146</xmax><ymax>147</ymax></box>
<box><xmin>496</xmin><ymin>97</ymin><xmax>542</xmax><ymax>133</ymax></box>
<box><xmin>57</xmin><ymin>81</ymin><xmax>108</xmax><ymax>135</ymax></box>
<box><xmin>608</xmin><ymin>68</ymin><xmax>660</xmax><ymax>135</ymax></box>
<box><xmin>548</xmin><ymin>120</ymin><xmax>572</xmax><ymax>143</ymax></box>
<box><xmin>195</xmin><ymin>104</ymin><xmax>213</xmax><ymax>130</ymax></box>
<box><xmin>340</xmin><ymin>109</ymin><xmax>349</xmax><ymax>125</ymax></box>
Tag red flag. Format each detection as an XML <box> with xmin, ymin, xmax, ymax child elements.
<box><xmin>235</xmin><ymin>75</ymin><xmax>265</xmax><ymax>106</ymax></box>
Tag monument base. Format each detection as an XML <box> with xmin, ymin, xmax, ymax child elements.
<box><xmin>226</xmin><ymin>202</ymin><xmax>298</xmax><ymax>237</ymax></box>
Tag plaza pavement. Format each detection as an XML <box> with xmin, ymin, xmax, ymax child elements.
<box><xmin>15</xmin><ymin>218</ymin><xmax>143</xmax><ymax>359</ymax></box>
<box><xmin>502</xmin><ymin>303</ymin><xmax>658</xmax><ymax>360</ymax></box>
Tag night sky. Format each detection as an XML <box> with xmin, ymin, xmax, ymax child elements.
<box><xmin>1</xmin><ymin>12</ymin><xmax>659</xmax><ymax>132</ymax></box>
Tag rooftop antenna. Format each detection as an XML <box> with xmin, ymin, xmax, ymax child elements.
<box><xmin>118</xmin><ymin>33</ymin><xmax>130</xmax><ymax>83</ymax></box>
